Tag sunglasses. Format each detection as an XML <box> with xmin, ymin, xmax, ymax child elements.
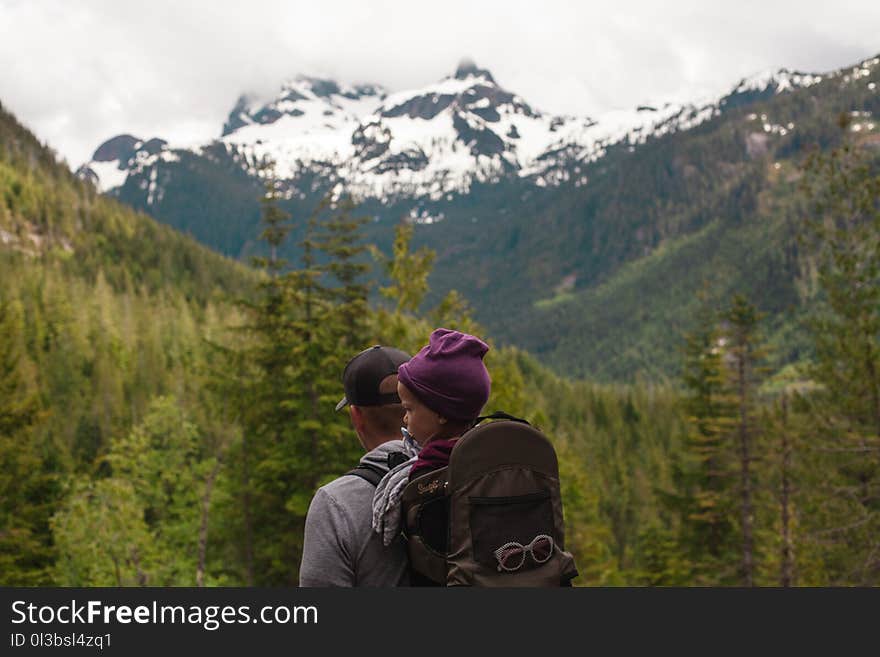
<box><xmin>494</xmin><ymin>534</ymin><xmax>555</xmax><ymax>572</ymax></box>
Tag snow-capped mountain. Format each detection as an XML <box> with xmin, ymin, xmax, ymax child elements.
<box><xmin>77</xmin><ymin>134</ymin><xmax>175</xmax><ymax>194</ymax></box>
<box><xmin>65</xmin><ymin>51</ymin><xmax>879</xmax><ymax>382</ymax></box>
<box><xmin>216</xmin><ymin>59</ymin><xmax>607</xmax><ymax>200</ymax></box>
<box><xmin>77</xmin><ymin>56</ymin><xmax>875</xmax><ymax>203</ymax></box>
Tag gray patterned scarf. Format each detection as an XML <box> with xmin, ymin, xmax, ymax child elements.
<box><xmin>371</xmin><ymin>430</ymin><xmax>421</xmax><ymax>546</ymax></box>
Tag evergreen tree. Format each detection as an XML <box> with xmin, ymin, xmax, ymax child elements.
<box><xmin>664</xmin><ymin>292</ymin><xmax>738</xmax><ymax>584</ymax></box>
<box><xmin>222</xmin><ymin>162</ymin><xmax>302</xmax><ymax>585</ymax></box>
<box><xmin>0</xmin><ymin>296</ymin><xmax>38</xmax><ymax>441</ymax></box>
<box><xmin>255</xmin><ymin>158</ymin><xmax>292</xmax><ymax>274</ymax></box>
<box><xmin>238</xmin><ymin>227</ymin><xmax>301</xmax><ymax>586</ymax></box>
<box><xmin>314</xmin><ymin>194</ymin><xmax>370</xmax><ymax>348</ymax></box>
<box><xmin>801</xmin><ymin>136</ymin><xmax>880</xmax><ymax>584</ymax></box>
<box><xmin>721</xmin><ymin>293</ymin><xmax>767</xmax><ymax>586</ymax></box>
<box><xmin>0</xmin><ymin>296</ymin><xmax>55</xmax><ymax>584</ymax></box>
<box><xmin>767</xmin><ymin>393</ymin><xmax>798</xmax><ymax>586</ymax></box>
<box><xmin>225</xmin><ymin>186</ymin><xmax>375</xmax><ymax>584</ymax></box>
<box><xmin>778</xmin><ymin>396</ymin><xmax>795</xmax><ymax>586</ymax></box>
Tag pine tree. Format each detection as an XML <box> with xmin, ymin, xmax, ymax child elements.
<box><xmin>314</xmin><ymin>194</ymin><xmax>370</xmax><ymax>348</ymax></box>
<box><xmin>665</xmin><ymin>291</ymin><xmax>738</xmax><ymax>584</ymax></box>
<box><xmin>721</xmin><ymin>293</ymin><xmax>767</xmax><ymax>586</ymax></box>
<box><xmin>220</xmin><ymin>160</ymin><xmax>303</xmax><ymax>585</ymax></box>
<box><xmin>0</xmin><ymin>297</ymin><xmax>38</xmax><ymax>440</ymax></box>
<box><xmin>286</xmin><ymin>198</ymin><xmax>332</xmax><ymax>497</ymax></box>
<box><xmin>774</xmin><ymin>393</ymin><xmax>796</xmax><ymax>586</ymax></box>
<box><xmin>254</xmin><ymin>158</ymin><xmax>292</xmax><ymax>275</ymax></box>
<box><xmin>223</xmin><ymin>186</ymin><xmax>377</xmax><ymax>584</ymax></box>
<box><xmin>800</xmin><ymin>136</ymin><xmax>880</xmax><ymax>584</ymax></box>
<box><xmin>0</xmin><ymin>296</ymin><xmax>55</xmax><ymax>584</ymax></box>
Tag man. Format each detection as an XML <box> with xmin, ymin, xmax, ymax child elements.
<box><xmin>299</xmin><ymin>345</ymin><xmax>412</xmax><ymax>587</ymax></box>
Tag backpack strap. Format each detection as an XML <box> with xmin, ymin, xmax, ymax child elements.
<box><xmin>344</xmin><ymin>451</ymin><xmax>409</xmax><ymax>488</ymax></box>
<box><xmin>344</xmin><ymin>463</ymin><xmax>385</xmax><ymax>487</ymax></box>
<box><xmin>472</xmin><ymin>411</ymin><xmax>531</xmax><ymax>426</ymax></box>
<box><xmin>387</xmin><ymin>451</ymin><xmax>409</xmax><ymax>469</ymax></box>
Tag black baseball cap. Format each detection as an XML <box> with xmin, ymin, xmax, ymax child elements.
<box><xmin>335</xmin><ymin>345</ymin><xmax>411</xmax><ymax>412</ymax></box>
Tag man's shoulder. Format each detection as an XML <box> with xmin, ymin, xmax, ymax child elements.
<box><xmin>314</xmin><ymin>439</ymin><xmax>407</xmax><ymax>510</ymax></box>
<box><xmin>314</xmin><ymin>470</ymin><xmax>377</xmax><ymax>517</ymax></box>
<box><xmin>361</xmin><ymin>439</ymin><xmax>407</xmax><ymax>466</ymax></box>
<box><xmin>320</xmin><ymin>471</ymin><xmax>376</xmax><ymax>498</ymax></box>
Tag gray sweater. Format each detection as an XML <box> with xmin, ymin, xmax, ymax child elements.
<box><xmin>299</xmin><ymin>440</ymin><xmax>410</xmax><ymax>587</ymax></box>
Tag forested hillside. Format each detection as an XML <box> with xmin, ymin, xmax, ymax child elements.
<box><xmin>2</xmin><ymin>101</ymin><xmax>879</xmax><ymax>586</ymax></box>
<box><xmin>0</xmin><ymin>101</ymin><xmax>255</xmax><ymax>583</ymax></box>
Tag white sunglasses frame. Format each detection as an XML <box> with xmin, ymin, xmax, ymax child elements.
<box><xmin>493</xmin><ymin>534</ymin><xmax>555</xmax><ymax>572</ymax></box>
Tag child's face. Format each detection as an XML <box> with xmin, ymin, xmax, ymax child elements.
<box><xmin>398</xmin><ymin>381</ymin><xmax>445</xmax><ymax>444</ymax></box>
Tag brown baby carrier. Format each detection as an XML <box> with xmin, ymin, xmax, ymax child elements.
<box><xmin>400</xmin><ymin>412</ymin><xmax>579</xmax><ymax>586</ymax></box>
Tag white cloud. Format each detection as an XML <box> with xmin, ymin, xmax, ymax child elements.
<box><xmin>1</xmin><ymin>0</ymin><xmax>877</xmax><ymax>166</ymax></box>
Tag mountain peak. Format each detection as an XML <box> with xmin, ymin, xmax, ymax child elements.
<box><xmin>284</xmin><ymin>75</ymin><xmax>386</xmax><ymax>101</ymax></box>
<box><xmin>92</xmin><ymin>134</ymin><xmax>141</xmax><ymax>162</ymax></box>
<box><xmin>291</xmin><ymin>75</ymin><xmax>342</xmax><ymax>99</ymax></box>
<box><xmin>221</xmin><ymin>75</ymin><xmax>386</xmax><ymax>137</ymax></box>
<box><xmin>454</xmin><ymin>58</ymin><xmax>495</xmax><ymax>84</ymax></box>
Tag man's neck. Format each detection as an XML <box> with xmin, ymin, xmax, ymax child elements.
<box><xmin>362</xmin><ymin>434</ymin><xmax>401</xmax><ymax>453</ymax></box>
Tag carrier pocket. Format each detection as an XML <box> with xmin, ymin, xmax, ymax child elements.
<box><xmin>468</xmin><ymin>490</ymin><xmax>556</xmax><ymax>568</ymax></box>
<box><xmin>416</xmin><ymin>497</ymin><xmax>450</xmax><ymax>555</ymax></box>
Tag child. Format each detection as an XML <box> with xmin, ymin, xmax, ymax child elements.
<box><xmin>397</xmin><ymin>328</ymin><xmax>491</xmax><ymax>480</ymax></box>
<box><xmin>371</xmin><ymin>328</ymin><xmax>491</xmax><ymax>550</ymax></box>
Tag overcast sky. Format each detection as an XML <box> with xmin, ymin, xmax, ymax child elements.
<box><xmin>2</xmin><ymin>0</ymin><xmax>878</xmax><ymax>167</ymax></box>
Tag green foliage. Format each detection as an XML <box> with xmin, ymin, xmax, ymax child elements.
<box><xmin>375</xmin><ymin>221</ymin><xmax>435</xmax><ymax>314</ymax></box>
<box><xmin>798</xmin><ymin>137</ymin><xmax>880</xmax><ymax>584</ymax></box>
<box><xmin>0</xmin><ymin>101</ymin><xmax>252</xmax><ymax>586</ymax></box>
<box><xmin>314</xmin><ymin>194</ymin><xmax>371</xmax><ymax>344</ymax></box>
<box><xmin>665</xmin><ymin>293</ymin><xmax>739</xmax><ymax>583</ymax></box>
<box><xmin>0</xmin><ymin>296</ymin><xmax>56</xmax><ymax>584</ymax></box>
<box><xmin>3</xmin><ymin>94</ymin><xmax>880</xmax><ymax>587</ymax></box>
<box><xmin>254</xmin><ymin>158</ymin><xmax>292</xmax><ymax>273</ymax></box>
<box><xmin>722</xmin><ymin>294</ymin><xmax>768</xmax><ymax>586</ymax></box>
<box><xmin>218</xmin><ymin>189</ymin><xmax>377</xmax><ymax>585</ymax></box>
<box><xmin>644</xmin><ymin>292</ymin><xmax>770</xmax><ymax>585</ymax></box>
<box><xmin>52</xmin><ymin>396</ymin><xmax>224</xmax><ymax>585</ymax></box>
<box><xmin>52</xmin><ymin>477</ymin><xmax>154</xmax><ymax>586</ymax></box>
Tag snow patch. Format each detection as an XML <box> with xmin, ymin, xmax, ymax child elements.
<box><xmin>407</xmin><ymin>207</ymin><xmax>445</xmax><ymax>224</ymax></box>
<box><xmin>87</xmin><ymin>160</ymin><xmax>128</xmax><ymax>192</ymax></box>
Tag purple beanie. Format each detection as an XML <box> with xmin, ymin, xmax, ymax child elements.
<box><xmin>398</xmin><ymin>328</ymin><xmax>491</xmax><ymax>421</ymax></box>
